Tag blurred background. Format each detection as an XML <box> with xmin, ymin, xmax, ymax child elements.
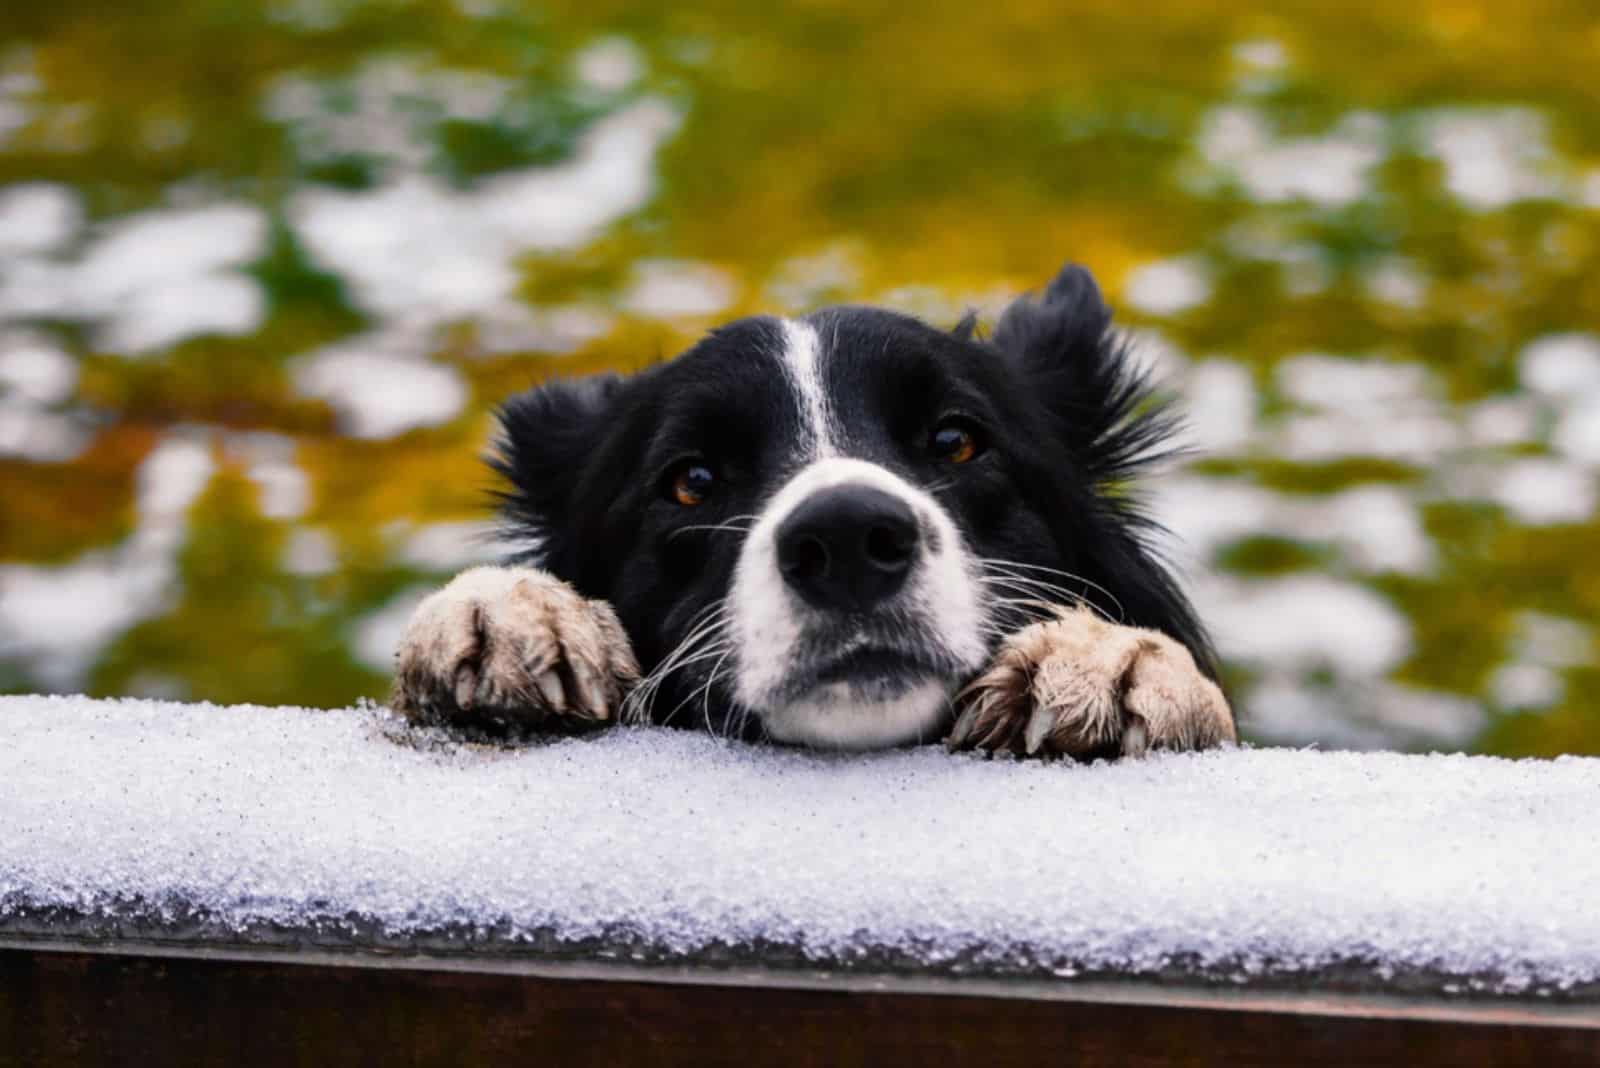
<box><xmin>1</xmin><ymin>1</ymin><xmax>1597</xmax><ymax>755</ymax></box>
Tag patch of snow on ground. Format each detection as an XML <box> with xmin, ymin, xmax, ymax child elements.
<box><xmin>1192</xmin><ymin>573</ymin><xmax>1411</xmax><ymax>678</ymax></box>
<box><xmin>1552</xmin><ymin>396</ymin><xmax>1600</xmax><ymax>467</ymax></box>
<box><xmin>0</xmin><ymin>202</ymin><xmax>267</xmax><ymax>354</ymax></box>
<box><xmin>1122</xmin><ymin>256</ymin><xmax>1212</xmax><ymax>316</ymax></box>
<box><xmin>1273</xmin><ymin>354</ymin><xmax>1456</xmax><ymax>463</ymax></box>
<box><xmin>1465</xmin><ymin>396</ymin><xmax>1539</xmax><ymax>449</ymax></box>
<box><xmin>265</xmin><ymin>59</ymin><xmax>513</xmax><ymax>176</ymax></box>
<box><xmin>573</xmin><ymin>37</ymin><xmax>644</xmax><ymax>94</ymax></box>
<box><xmin>228</xmin><ymin>432</ymin><xmax>311</xmax><ymax>520</ymax></box>
<box><xmin>283</xmin><ymin>527</ymin><xmax>340</xmax><ymax>576</ymax></box>
<box><xmin>1488</xmin><ymin>664</ymin><xmax>1562</xmax><ymax>711</ymax></box>
<box><xmin>1364</xmin><ymin>256</ymin><xmax>1428</xmax><ymax>309</ymax></box>
<box><xmin>0</xmin><ymin>52</ymin><xmax>36</xmax><ymax>146</ymax></box>
<box><xmin>0</xmin><ymin>330</ymin><xmax>76</xmax><ymax>404</ymax></box>
<box><xmin>0</xmin><ymin>405</ymin><xmax>89</xmax><ymax>462</ymax></box>
<box><xmin>293</xmin><ymin>329</ymin><xmax>467</xmax><ymax>439</ymax></box>
<box><xmin>1488</xmin><ymin>458</ymin><xmax>1596</xmax><ymax>526</ymax></box>
<box><xmin>1520</xmin><ymin>332</ymin><xmax>1600</xmax><ymax>398</ymax></box>
<box><xmin>0</xmin><ymin>327</ymin><xmax>87</xmax><ymax>461</ymax></box>
<box><xmin>1154</xmin><ymin>476</ymin><xmax>1433</xmax><ymax>576</ymax></box>
<box><xmin>765</xmin><ymin>244</ymin><xmax>863</xmax><ymax>310</ymax></box>
<box><xmin>0</xmin><ymin>183</ymin><xmax>81</xmax><ymax>256</ymax></box>
<box><xmin>620</xmin><ymin>259</ymin><xmax>736</xmax><ymax>319</ymax></box>
<box><xmin>0</xmin><ymin>695</ymin><xmax>1596</xmax><ymax>991</ymax></box>
<box><xmin>352</xmin><ymin>585</ymin><xmax>433</xmax><ymax>672</ymax></box>
<box><xmin>1178</xmin><ymin>359</ymin><xmax>1255</xmax><ymax>454</ymax></box>
<box><xmin>1195</xmin><ymin>107</ymin><xmax>1385</xmax><ymax>206</ymax></box>
<box><xmin>395</xmin><ymin>520</ymin><xmax>504</xmax><ymax>571</ymax></box>
<box><xmin>0</xmin><ymin>434</ymin><xmax>215</xmax><ymax>687</ymax></box>
<box><xmin>1419</xmin><ymin>109</ymin><xmax>1562</xmax><ymax>211</ymax></box>
<box><xmin>289</xmin><ymin>98</ymin><xmax>680</xmax><ymax>325</ymax></box>
<box><xmin>1487</xmin><ymin>612</ymin><xmax>1594</xmax><ymax>712</ymax></box>
<box><xmin>1244</xmin><ymin>678</ymin><xmax>1483</xmax><ymax>749</ymax></box>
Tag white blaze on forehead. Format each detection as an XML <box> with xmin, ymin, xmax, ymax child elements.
<box><xmin>777</xmin><ymin>317</ymin><xmax>835</xmax><ymax>457</ymax></box>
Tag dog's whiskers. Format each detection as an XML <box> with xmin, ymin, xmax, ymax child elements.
<box><xmin>666</xmin><ymin>514</ymin><xmax>761</xmax><ymax>542</ymax></box>
<box><xmin>977</xmin><ymin>556</ymin><xmax>1126</xmax><ymax>623</ymax></box>
<box><xmin>621</xmin><ymin>601</ymin><xmax>732</xmax><ymax>725</ymax></box>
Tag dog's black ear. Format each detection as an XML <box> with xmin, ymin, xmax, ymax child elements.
<box><xmin>993</xmin><ymin>264</ymin><xmax>1218</xmax><ymax>678</ymax></box>
<box><xmin>489</xmin><ymin>373</ymin><xmax>628</xmax><ymax>574</ymax></box>
<box><xmin>991</xmin><ymin>263</ymin><xmax>1181</xmax><ymax>485</ymax></box>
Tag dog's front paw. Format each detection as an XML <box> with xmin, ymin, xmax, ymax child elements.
<box><xmin>390</xmin><ymin>566</ymin><xmax>640</xmax><ymax>732</ymax></box>
<box><xmin>948</xmin><ymin>608</ymin><xmax>1234</xmax><ymax>759</ymax></box>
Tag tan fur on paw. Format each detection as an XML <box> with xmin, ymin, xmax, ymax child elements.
<box><xmin>390</xmin><ymin>566</ymin><xmax>640</xmax><ymax>732</ymax></box>
<box><xmin>947</xmin><ymin>607</ymin><xmax>1234</xmax><ymax>759</ymax></box>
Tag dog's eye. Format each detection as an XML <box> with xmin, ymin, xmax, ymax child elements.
<box><xmin>667</xmin><ymin>461</ymin><xmax>716</xmax><ymax>506</ymax></box>
<box><xmin>929</xmin><ymin>419</ymin><xmax>983</xmax><ymax>464</ymax></box>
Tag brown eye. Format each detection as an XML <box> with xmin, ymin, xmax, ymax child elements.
<box><xmin>669</xmin><ymin>462</ymin><xmax>715</xmax><ymax>506</ymax></box>
<box><xmin>930</xmin><ymin>421</ymin><xmax>981</xmax><ymax>464</ymax></box>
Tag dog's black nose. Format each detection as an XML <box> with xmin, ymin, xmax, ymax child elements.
<box><xmin>777</xmin><ymin>485</ymin><xmax>920</xmax><ymax>612</ymax></box>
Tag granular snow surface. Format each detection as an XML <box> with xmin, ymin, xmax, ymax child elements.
<box><xmin>2</xmin><ymin>694</ymin><xmax>1597</xmax><ymax>995</ymax></box>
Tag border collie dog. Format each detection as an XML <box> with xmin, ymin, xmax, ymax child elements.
<box><xmin>392</xmin><ymin>263</ymin><xmax>1234</xmax><ymax>758</ymax></box>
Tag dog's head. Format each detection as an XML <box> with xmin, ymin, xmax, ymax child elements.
<box><xmin>494</xmin><ymin>263</ymin><xmax>1211</xmax><ymax>748</ymax></box>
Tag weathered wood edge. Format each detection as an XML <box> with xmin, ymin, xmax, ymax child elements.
<box><xmin>6</xmin><ymin>936</ymin><xmax>1600</xmax><ymax>1066</ymax></box>
<box><xmin>5</xmin><ymin>934</ymin><xmax>1599</xmax><ymax>1027</ymax></box>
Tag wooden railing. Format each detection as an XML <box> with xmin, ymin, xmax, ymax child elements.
<box><xmin>3</xmin><ymin>937</ymin><xmax>1599</xmax><ymax>1066</ymax></box>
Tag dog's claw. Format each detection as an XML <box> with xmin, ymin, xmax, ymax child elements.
<box><xmin>453</xmin><ymin>663</ymin><xmax>478</xmax><ymax>711</ymax></box>
<box><xmin>1024</xmin><ymin>701</ymin><xmax>1056</xmax><ymax>755</ymax></box>
<box><xmin>946</xmin><ymin>704</ymin><xmax>979</xmax><ymax>749</ymax></box>
<box><xmin>535</xmin><ymin>669</ymin><xmax>566</xmax><ymax>712</ymax></box>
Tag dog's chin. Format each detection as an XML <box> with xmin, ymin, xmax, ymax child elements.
<box><xmin>758</xmin><ymin>674</ymin><xmax>954</xmax><ymax>751</ymax></box>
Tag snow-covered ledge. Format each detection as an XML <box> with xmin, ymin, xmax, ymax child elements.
<box><xmin>2</xmin><ymin>693</ymin><xmax>1598</xmax><ymax>1003</ymax></box>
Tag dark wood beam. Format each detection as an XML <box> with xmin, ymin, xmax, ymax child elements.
<box><xmin>3</xmin><ymin>939</ymin><xmax>1597</xmax><ymax>1067</ymax></box>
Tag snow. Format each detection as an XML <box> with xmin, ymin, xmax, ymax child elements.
<box><xmin>283</xmin><ymin>527</ymin><xmax>339</xmax><ymax>576</ymax></box>
<box><xmin>292</xmin><ymin>329</ymin><xmax>468</xmax><ymax>439</ymax></box>
<box><xmin>0</xmin><ymin>329</ymin><xmax>76</xmax><ymax>405</ymax></box>
<box><xmin>395</xmin><ymin>519</ymin><xmax>504</xmax><ymax>571</ymax></box>
<box><xmin>1520</xmin><ymin>333</ymin><xmax>1600</xmax><ymax>398</ymax></box>
<box><xmin>1153</xmin><ymin>477</ymin><xmax>1434</xmax><ymax>576</ymax></box>
<box><xmin>0</xmin><ymin>405</ymin><xmax>88</xmax><ymax>462</ymax></box>
<box><xmin>1364</xmin><ymin>257</ymin><xmax>1428</xmax><ymax>310</ymax></box>
<box><xmin>0</xmin><ymin>202</ymin><xmax>268</xmax><ymax>355</ymax></box>
<box><xmin>1194</xmin><ymin>107</ymin><xmax>1385</xmax><ymax>207</ymax></box>
<box><xmin>1242</xmin><ymin>678</ymin><xmax>1483</xmax><ymax>750</ymax></box>
<box><xmin>1</xmin><ymin>694</ymin><xmax>1597</xmax><ymax>994</ymax></box>
<box><xmin>289</xmin><ymin>98</ymin><xmax>680</xmax><ymax>324</ymax></box>
<box><xmin>0</xmin><ymin>433</ymin><xmax>215</xmax><ymax>687</ymax></box>
<box><xmin>1488</xmin><ymin>663</ymin><xmax>1562</xmax><ymax>711</ymax></box>
<box><xmin>1194</xmin><ymin>573</ymin><xmax>1412</xmax><ymax>677</ymax></box>
<box><xmin>1419</xmin><ymin>109</ymin><xmax>1562</xmax><ymax>211</ymax></box>
<box><xmin>573</xmin><ymin>37</ymin><xmax>644</xmax><ymax>94</ymax></box>
<box><xmin>1553</xmin><ymin>397</ymin><xmax>1600</xmax><ymax>466</ymax></box>
<box><xmin>352</xmin><ymin>585</ymin><xmax>433</xmax><ymax>672</ymax></box>
<box><xmin>1122</xmin><ymin>256</ymin><xmax>1212</xmax><ymax>316</ymax></box>
<box><xmin>0</xmin><ymin>183</ymin><xmax>81</xmax><ymax>256</ymax></box>
<box><xmin>1178</xmin><ymin>359</ymin><xmax>1255</xmax><ymax>455</ymax></box>
<box><xmin>229</xmin><ymin>432</ymin><xmax>310</xmax><ymax>520</ymax></box>
<box><xmin>620</xmin><ymin>259</ymin><xmax>737</xmax><ymax>319</ymax></box>
<box><xmin>1488</xmin><ymin>458</ymin><xmax>1597</xmax><ymax>526</ymax></box>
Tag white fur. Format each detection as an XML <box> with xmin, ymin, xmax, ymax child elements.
<box><xmin>762</xmin><ymin>679</ymin><xmax>952</xmax><ymax>750</ymax></box>
<box><xmin>730</xmin><ymin>456</ymin><xmax>987</xmax><ymax>749</ymax></box>
<box><xmin>778</xmin><ymin>317</ymin><xmax>836</xmax><ymax>456</ymax></box>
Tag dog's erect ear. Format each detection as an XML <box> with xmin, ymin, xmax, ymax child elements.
<box><xmin>991</xmin><ymin>262</ymin><xmax>1180</xmax><ymax>485</ymax></box>
<box><xmin>490</xmin><ymin>373</ymin><xmax>628</xmax><ymax>573</ymax></box>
